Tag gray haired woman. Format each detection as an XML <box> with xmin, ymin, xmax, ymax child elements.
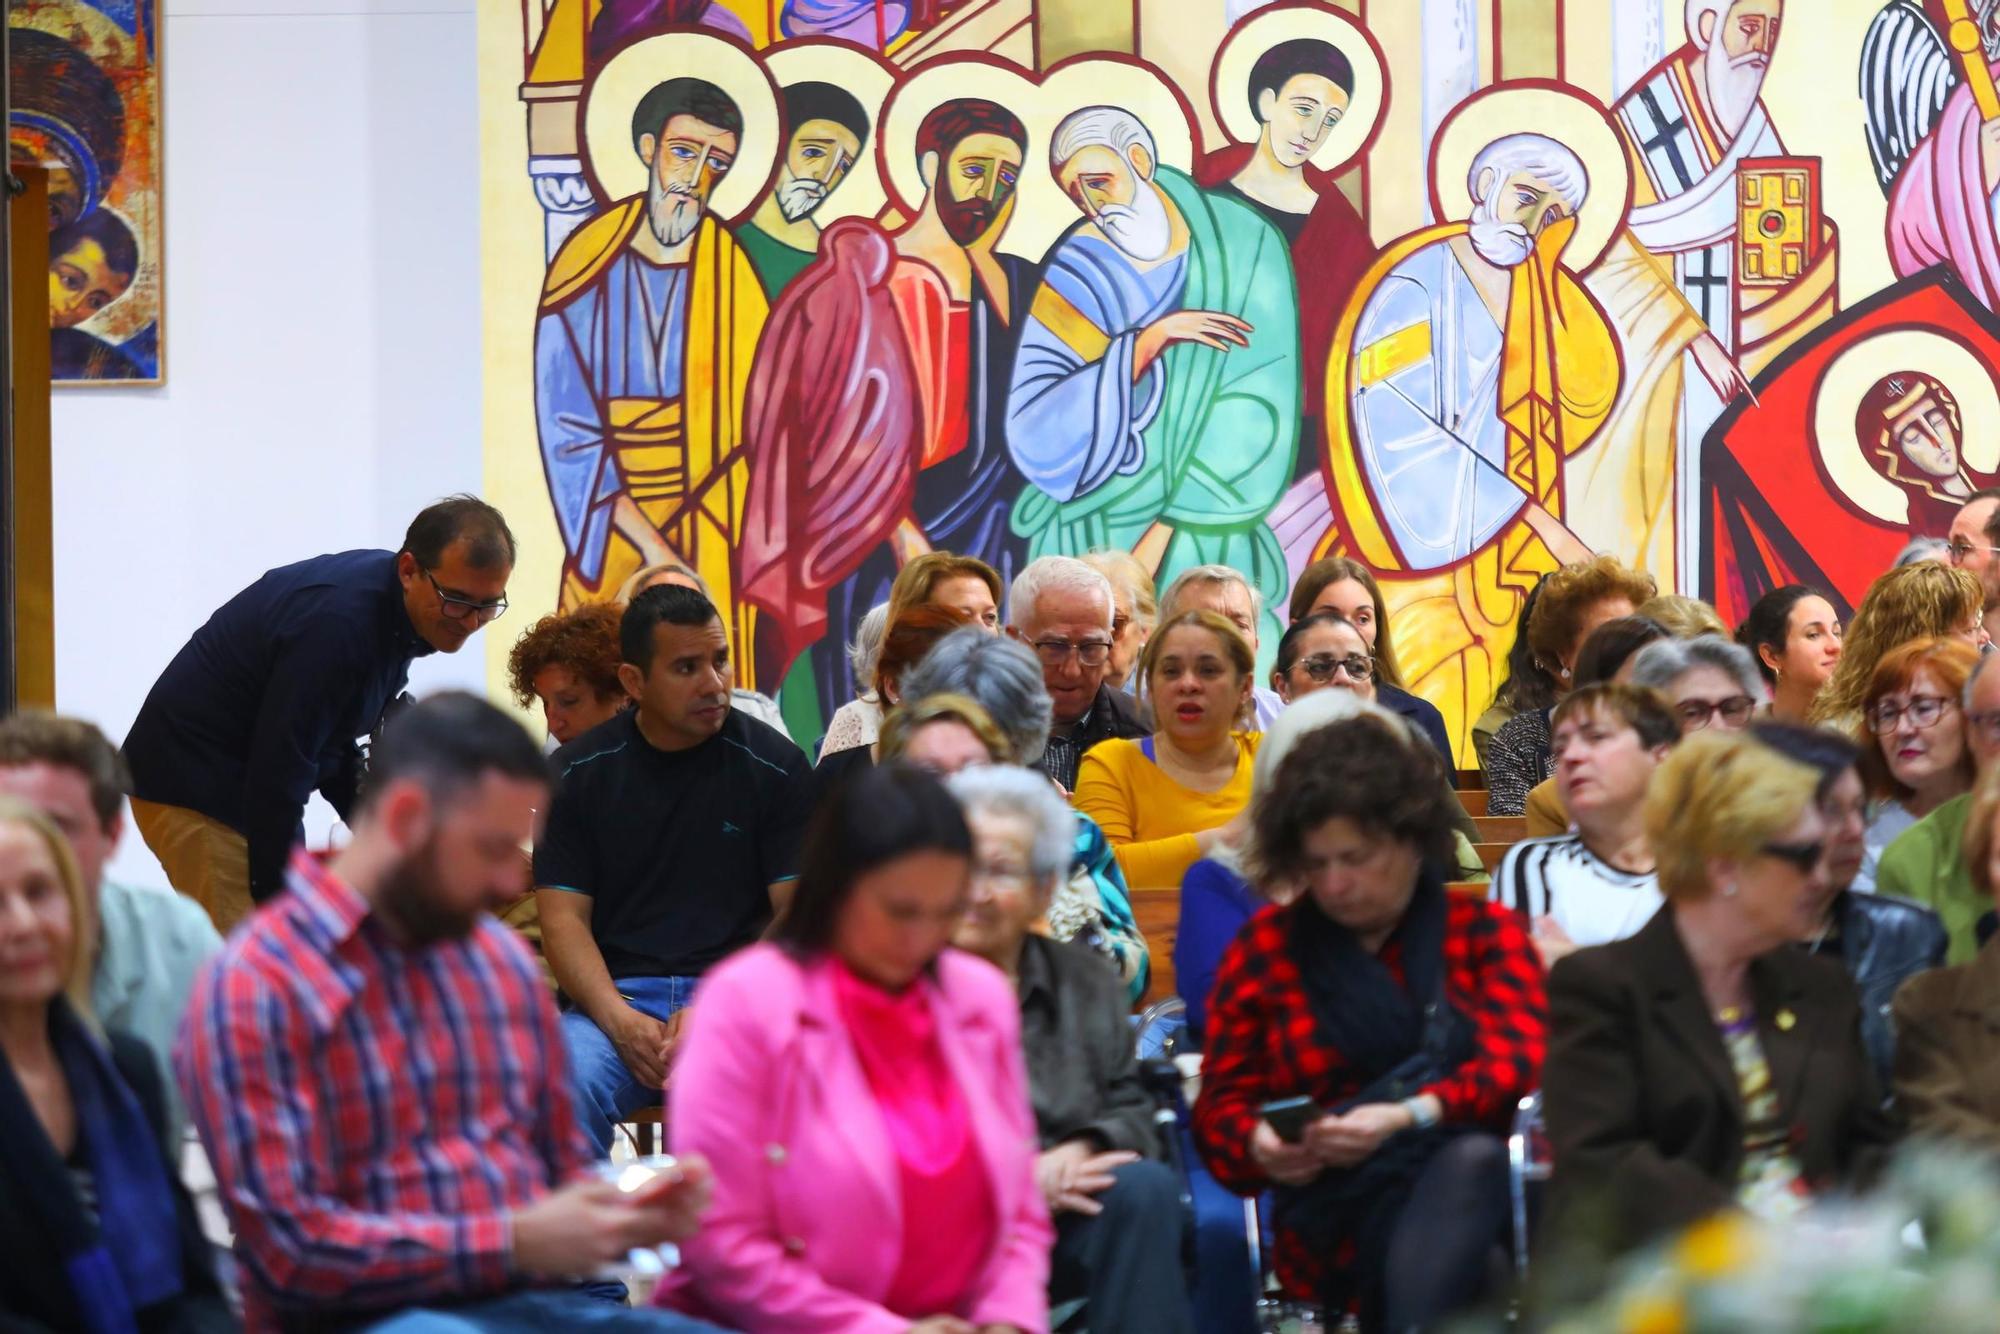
<box><xmin>819</xmin><ymin>602</ymin><xmax>891</xmax><ymax>755</ymax></box>
<box><xmin>902</xmin><ymin>628</ymin><xmax>1150</xmax><ymax>999</ymax></box>
<box><xmin>1628</xmin><ymin>634</ymin><xmax>1767</xmax><ymax>735</ymax></box>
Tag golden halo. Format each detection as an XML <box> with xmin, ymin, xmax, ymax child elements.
<box><xmin>581</xmin><ymin>31</ymin><xmax>781</xmax><ymax>221</ymax></box>
<box><xmin>878</xmin><ymin>56</ymin><xmax>1196</xmax><ymax>261</ymax></box>
<box><xmin>1209</xmin><ymin>4</ymin><xmax>1386</xmax><ymax>172</ymax></box>
<box><xmin>1812</xmin><ymin>329</ymin><xmax>2000</xmax><ymax>525</ymax></box>
<box><xmin>765</xmin><ymin>41</ymin><xmax>897</xmax><ymax>226</ymax></box>
<box><xmin>1428</xmin><ymin>83</ymin><xmax>1629</xmax><ymax>270</ymax></box>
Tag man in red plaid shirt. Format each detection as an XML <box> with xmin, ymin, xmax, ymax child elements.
<box><xmin>176</xmin><ymin>693</ymin><xmax>724</xmax><ymax>1332</ymax></box>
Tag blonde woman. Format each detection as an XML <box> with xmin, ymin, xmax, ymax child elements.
<box><xmin>0</xmin><ymin>798</ymin><xmax>229</xmax><ymax>1330</ymax></box>
<box><xmin>1811</xmin><ymin>561</ymin><xmax>1986</xmax><ymax>729</ymax></box>
<box><xmin>1544</xmin><ymin>732</ymin><xmax>1896</xmax><ymax>1254</ymax></box>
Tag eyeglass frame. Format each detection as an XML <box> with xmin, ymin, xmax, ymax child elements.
<box><xmin>1864</xmin><ymin>692</ymin><xmax>1956</xmax><ymax>736</ymax></box>
<box><xmin>1028</xmin><ymin>637</ymin><xmax>1114</xmax><ymax>668</ymax></box>
<box><xmin>1289</xmin><ymin>652</ymin><xmax>1375</xmax><ymax>684</ymax></box>
<box><xmin>1947</xmin><ymin>537</ymin><xmax>2000</xmax><ymax>566</ymax></box>
<box><xmin>1759</xmin><ymin>840</ymin><xmax>1826</xmax><ymax>876</ymax></box>
<box><xmin>1673</xmin><ymin>694</ymin><xmax>1756</xmax><ymax>731</ymax></box>
<box><xmin>422</xmin><ymin>567</ymin><xmax>509</xmax><ymax>622</ymax></box>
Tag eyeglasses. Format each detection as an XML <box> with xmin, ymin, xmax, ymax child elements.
<box><xmin>1112</xmin><ymin>613</ymin><xmax>1132</xmax><ymax>636</ymax></box>
<box><xmin>1865</xmin><ymin>694</ymin><xmax>1954</xmax><ymax>735</ymax></box>
<box><xmin>1292</xmin><ymin>653</ymin><xmax>1374</xmax><ymax>684</ymax></box>
<box><xmin>1674</xmin><ymin>695</ymin><xmax>1755</xmax><ymax>730</ymax></box>
<box><xmin>971</xmin><ymin>862</ymin><xmax>1037</xmax><ymax>891</ymax></box>
<box><xmin>1966</xmin><ymin>709</ymin><xmax>2000</xmax><ymax>745</ymax></box>
<box><xmin>423</xmin><ymin>568</ymin><xmax>509</xmax><ymax>622</ymax></box>
<box><xmin>1760</xmin><ymin>840</ymin><xmax>1826</xmax><ymax>875</ymax></box>
<box><xmin>1947</xmin><ymin>538</ymin><xmax>2000</xmax><ymax>565</ymax></box>
<box><xmin>1030</xmin><ymin>638</ymin><xmax>1113</xmax><ymax>668</ymax></box>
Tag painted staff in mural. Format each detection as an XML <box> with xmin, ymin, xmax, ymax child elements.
<box><xmin>739</xmin><ymin>78</ymin><xmax>1036</xmax><ymax>720</ymax></box>
<box><xmin>1575</xmin><ymin>0</ymin><xmax>1837</xmax><ymax>592</ymax></box>
<box><xmin>1325</xmin><ymin>84</ymin><xmax>1626</xmax><ymax>754</ymax></box>
<box><xmin>535</xmin><ymin>33</ymin><xmax>777</xmax><ymax>684</ymax></box>
<box><xmin>1007</xmin><ymin>103</ymin><xmax>1301</xmax><ymax>663</ymax></box>
<box><xmin>736</xmin><ymin>79</ymin><xmax>871</xmax><ymax>294</ymax></box>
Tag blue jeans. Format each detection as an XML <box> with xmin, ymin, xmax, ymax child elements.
<box><xmin>357</xmin><ymin>1288</ymin><xmax>725</xmax><ymax>1332</ymax></box>
<box><xmin>561</xmin><ymin>975</ymin><xmax>700</xmax><ymax>1155</ymax></box>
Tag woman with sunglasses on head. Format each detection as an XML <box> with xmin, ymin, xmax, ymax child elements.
<box><xmin>1852</xmin><ymin>638</ymin><xmax>1981</xmax><ymax>893</ymax></box>
<box><xmin>1542</xmin><ymin>731</ymin><xmax>1897</xmax><ymax>1258</ymax></box>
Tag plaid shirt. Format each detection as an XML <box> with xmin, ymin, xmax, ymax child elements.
<box><xmin>1191</xmin><ymin>895</ymin><xmax>1546</xmax><ymax>1301</ymax></box>
<box><xmin>177</xmin><ymin>852</ymin><xmax>590</xmax><ymax>1332</ymax></box>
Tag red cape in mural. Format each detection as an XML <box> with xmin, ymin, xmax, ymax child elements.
<box><xmin>1701</xmin><ymin>268</ymin><xmax>2000</xmax><ymax>625</ymax></box>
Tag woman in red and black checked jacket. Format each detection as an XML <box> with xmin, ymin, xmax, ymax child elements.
<box><xmin>1192</xmin><ymin>713</ymin><xmax>1545</xmax><ymax>1330</ymax></box>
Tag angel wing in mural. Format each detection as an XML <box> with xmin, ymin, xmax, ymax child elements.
<box><xmin>1861</xmin><ymin>0</ymin><xmax>1960</xmax><ymax>193</ymax></box>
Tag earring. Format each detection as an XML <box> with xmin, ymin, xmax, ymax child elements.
<box><xmin>1720</xmin><ymin>881</ymin><xmax>1739</xmax><ymax>898</ymax></box>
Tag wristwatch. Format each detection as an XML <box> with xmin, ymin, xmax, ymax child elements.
<box><xmin>1401</xmin><ymin>1096</ymin><xmax>1439</xmax><ymax>1131</ymax></box>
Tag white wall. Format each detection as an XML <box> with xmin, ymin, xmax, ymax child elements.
<box><xmin>50</xmin><ymin>0</ymin><xmax>484</xmax><ymax>888</ymax></box>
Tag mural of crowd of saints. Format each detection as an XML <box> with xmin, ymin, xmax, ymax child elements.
<box><xmin>504</xmin><ymin>0</ymin><xmax>2000</xmax><ymax>757</ymax></box>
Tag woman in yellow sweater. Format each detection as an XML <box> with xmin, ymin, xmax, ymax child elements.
<box><xmin>1075</xmin><ymin>609</ymin><xmax>1263</xmax><ymax>889</ymax></box>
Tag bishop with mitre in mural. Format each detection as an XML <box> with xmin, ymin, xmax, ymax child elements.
<box><xmin>1323</xmin><ymin>85</ymin><xmax>1625</xmax><ymax>753</ymax></box>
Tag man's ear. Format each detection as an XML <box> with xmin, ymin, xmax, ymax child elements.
<box><xmin>1474</xmin><ymin>166</ymin><xmax>1496</xmax><ymax>208</ymax></box>
<box><xmin>1257</xmin><ymin>87</ymin><xmax>1279</xmax><ymax>124</ymax></box>
<box><xmin>920</xmin><ymin>149</ymin><xmax>939</xmax><ymax>190</ymax></box>
<box><xmin>1128</xmin><ymin>143</ymin><xmax>1156</xmax><ymax>180</ymax></box>
<box><xmin>617</xmin><ymin>662</ymin><xmax>646</xmax><ymax>700</ymax></box>
<box><xmin>639</xmin><ymin>133</ymin><xmax>658</xmax><ymax>169</ymax></box>
<box><xmin>378</xmin><ymin>781</ymin><xmax>433</xmax><ymax>854</ymax></box>
<box><xmin>105</xmin><ymin>807</ymin><xmax>125</xmax><ymax>856</ymax></box>
<box><xmin>1697</xmin><ymin>10</ymin><xmax>1717</xmax><ymax>45</ymax></box>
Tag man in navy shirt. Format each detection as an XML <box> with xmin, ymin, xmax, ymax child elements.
<box><xmin>123</xmin><ymin>495</ymin><xmax>515</xmax><ymax>930</ymax></box>
<box><xmin>535</xmin><ymin>583</ymin><xmax>812</xmax><ymax>1152</ymax></box>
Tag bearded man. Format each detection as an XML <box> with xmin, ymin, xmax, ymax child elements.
<box><xmin>736</xmin><ymin>80</ymin><xmax>871</xmax><ymax>296</ymax></box>
<box><xmin>1005</xmin><ymin>104</ymin><xmax>1301</xmax><ymax>660</ymax></box>
<box><xmin>535</xmin><ymin>77</ymin><xmax>770</xmax><ymax>682</ymax></box>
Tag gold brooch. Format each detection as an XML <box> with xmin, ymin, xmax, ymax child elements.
<box><xmin>1775</xmin><ymin>1009</ymin><xmax>1797</xmax><ymax>1031</ymax></box>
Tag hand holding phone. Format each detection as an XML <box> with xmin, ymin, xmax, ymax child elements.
<box><xmin>1259</xmin><ymin>1095</ymin><xmax>1323</xmax><ymax>1145</ymax></box>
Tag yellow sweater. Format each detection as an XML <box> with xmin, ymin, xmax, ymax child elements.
<box><xmin>1075</xmin><ymin>733</ymin><xmax>1262</xmax><ymax>890</ymax></box>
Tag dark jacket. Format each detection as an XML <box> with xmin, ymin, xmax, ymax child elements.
<box><xmin>123</xmin><ymin>549</ymin><xmax>435</xmax><ymax>901</ymax></box>
<box><xmin>1544</xmin><ymin>907</ymin><xmax>1899</xmax><ymax>1255</ymax></box>
<box><xmin>1378</xmin><ymin>682</ymin><xmax>1453</xmax><ymax>765</ymax></box>
<box><xmin>1892</xmin><ymin>934</ymin><xmax>2000</xmax><ymax>1155</ymax></box>
<box><xmin>0</xmin><ymin>1031</ymin><xmax>231</xmax><ymax>1333</ymax></box>
<box><xmin>1811</xmin><ymin>890</ymin><xmax>1948</xmax><ymax>1089</ymax></box>
<box><xmin>1018</xmin><ymin>933</ymin><xmax>1159</xmax><ymax>1157</ymax></box>
<box><xmin>1039</xmin><ymin>683</ymin><xmax>1151</xmax><ymax>792</ymax></box>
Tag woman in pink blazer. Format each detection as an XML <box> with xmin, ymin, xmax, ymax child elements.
<box><xmin>659</xmin><ymin>763</ymin><xmax>1052</xmax><ymax>1334</ymax></box>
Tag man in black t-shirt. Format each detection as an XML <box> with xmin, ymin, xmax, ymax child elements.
<box><xmin>535</xmin><ymin>585</ymin><xmax>812</xmax><ymax>1152</ymax></box>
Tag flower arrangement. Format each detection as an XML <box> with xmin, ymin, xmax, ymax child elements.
<box><xmin>1531</xmin><ymin>1145</ymin><xmax>2000</xmax><ymax>1333</ymax></box>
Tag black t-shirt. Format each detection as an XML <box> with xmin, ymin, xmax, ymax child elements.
<box><xmin>534</xmin><ymin>708</ymin><xmax>813</xmax><ymax>979</ymax></box>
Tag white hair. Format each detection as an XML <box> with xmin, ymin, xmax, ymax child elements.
<box><xmin>1050</xmin><ymin>105</ymin><xmax>1156</xmax><ymax>177</ymax></box>
<box><xmin>1007</xmin><ymin>556</ymin><xmax>1114</xmax><ymax>632</ymax></box>
<box><xmin>946</xmin><ymin>764</ymin><xmax>1077</xmax><ymax>887</ymax></box>
<box><xmin>847</xmin><ymin>602</ymin><xmax>890</xmax><ymax>689</ymax></box>
<box><xmin>1160</xmin><ymin>564</ymin><xmax>1264</xmax><ymax>624</ymax></box>
<box><xmin>1628</xmin><ymin>634</ymin><xmax>1767</xmax><ymax>701</ymax></box>
<box><xmin>1468</xmin><ymin>133</ymin><xmax>1588</xmax><ymax>215</ymax></box>
<box><xmin>1219</xmin><ymin>688</ymin><xmax>1404</xmax><ymax>875</ymax></box>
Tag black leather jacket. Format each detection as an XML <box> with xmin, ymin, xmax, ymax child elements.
<box><xmin>1810</xmin><ymin>890</ymin><xmax>1948</xmax><ymax>1089</ymax></box>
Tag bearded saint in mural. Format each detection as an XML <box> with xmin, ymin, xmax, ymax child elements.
<box><xmin>1324</xmin><ymin>86</ymin><xmax>1624</xmax><ymax>754</ymax></box>
<box><xmin>737</xmin><ymin>96</ymin><xmax>1036</xmax><ymax>714</ymax></box>
<box><xmin>535</xmin><ymin>65</ymin><xmax>773</xmax><ymax>680</ymax></box>
<box><xmin>1574</xmin><ymin>0</ymin><xmax>1837</xmax><ymax>591</ymax></box>
<box><xmin>1006</xmin><ymin>104</ymin><xmax>1301</xmax><ymax>663</ymax></box>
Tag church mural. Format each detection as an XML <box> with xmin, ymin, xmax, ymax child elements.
<box><xmin>481</xmin><ymin>0</ymin><xmax>2000</xmax><ymax>758</ymax></box>
<box><xmin>8</xmin><ymin>0</ymin><xmax>163</xmax><ymax>384</ymax></box>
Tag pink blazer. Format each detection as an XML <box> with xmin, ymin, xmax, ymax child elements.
<box><xmin>658</xmin><ymin>943</ymin><xmax>1053</xmax><ymax>1334</ymax></box>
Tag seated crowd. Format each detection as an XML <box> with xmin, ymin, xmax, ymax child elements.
<box><xmin>22</xmin><ymin>489</ymin><xmax>2000</xmax><ymax>1334</ymax></box>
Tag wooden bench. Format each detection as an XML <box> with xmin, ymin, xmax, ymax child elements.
<box><xmin>625</xmin><ymin>1105</ymin><xmax>664</xmax><ymax>1155</ymax></box>
<box><xmin>1456</xmin><ymin>768</ymin><xmax>1487</xmax><ymax>790</ymax></box>
<box><xmin>1473</xmin><ymin>815</ymin><xmax>1527</xmax><ymax>844</ymax></box>
<box><xmin>1132</xmin><ymin>885</ymin><xmax>1179</xmax><ymax>1006</ymax></box>
<box><xmin>1456</xmin><ymin>788</ymin><xmax>1490</xmax><ymax>818</ymax></box>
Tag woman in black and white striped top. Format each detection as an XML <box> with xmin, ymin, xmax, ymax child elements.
<box><xmin>1492</xmin><ymin>683</ymin><xmax>1682</xmax><ymax>966</ymax></box>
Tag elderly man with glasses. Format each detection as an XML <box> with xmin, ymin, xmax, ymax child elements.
<box><xmin>1877</xmin><ymin>650</ymin><xmax>2000</xmax><ymax>961</ymax></box>
<box><xmin>1947</xmin><ymin>488</ymin><xmax>2000</xmax><ymax>622</ymax></box>
<box><xmin>122</xmin><ymin>496</ymin><xmax>515</xmax><ymax>931</ymax></box>
<box><xmin>1006</xmin><ymin>556</ymin><xmax>1151</xmax><ymax>792</ymax></box>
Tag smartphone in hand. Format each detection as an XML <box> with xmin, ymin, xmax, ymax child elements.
<box><xmin>1259</xmin><ymin>1096</ymin><xmax>1323</xmax><ymax>1144</ymax></box>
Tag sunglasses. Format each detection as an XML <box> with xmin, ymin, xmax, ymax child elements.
<box><xmin>1760</xmin><ymin>840</ymin><xmax>1825</xmax><ymax>875</ymax></box>
<box><xmin>1292</xmin><ymin>653</ymin><xmax>1374</xmax><ymax>684</ymax></box>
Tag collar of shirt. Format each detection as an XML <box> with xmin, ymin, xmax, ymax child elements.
<box><xmin>1016</xmin><ymin>932</ymin><xmax>1063</xmax><ymax>1013</ymax></box>
<box><xmin>378</xmin><ymin>555</ymin><xmax>439</xmax><ymax>660</ymax></box>
<box><xmin>284</xmin><ymin>849</ymin><xmax>374</xmax><ymax>951</ymax></box>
